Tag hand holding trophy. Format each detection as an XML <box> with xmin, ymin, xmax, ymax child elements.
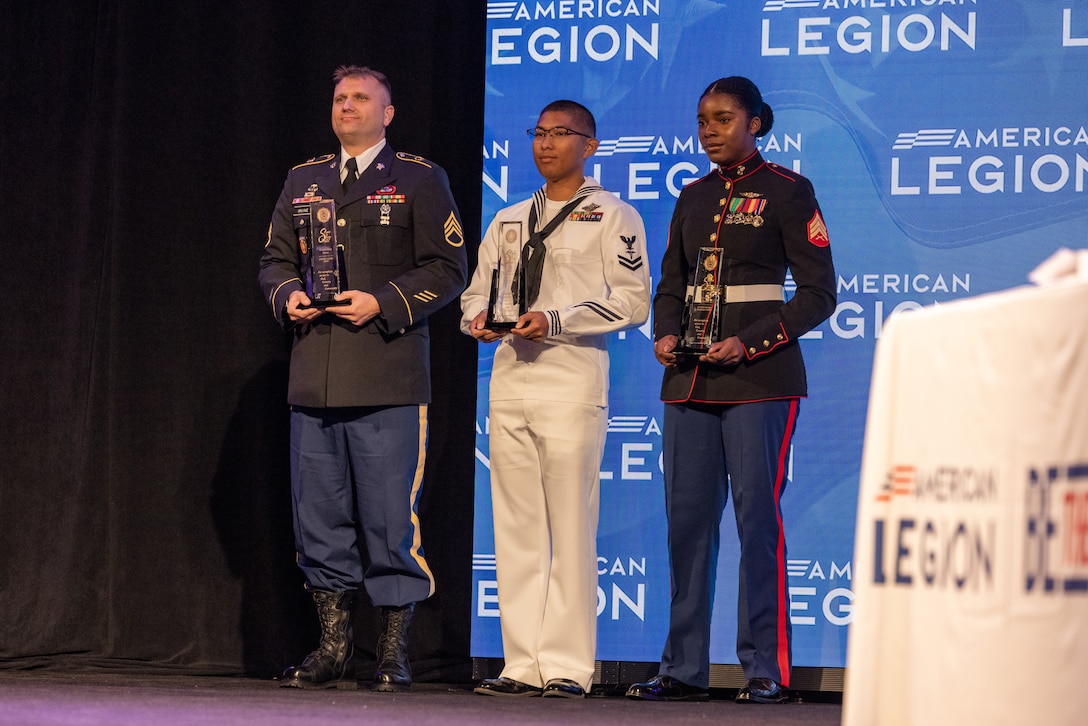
<box><xmin>673</xmin><ymin>247</ymin><xmax>725</xmax><ymax>357</ymax></box>
<box><xmin>485</xmin><ymin>221</ymin><xmax>526</xmax><ymax>331</ymax></box>
<box><xmin>297</xmin><ymin>199</ymin><xmax>350</xmax><ymax>309</ymax></box>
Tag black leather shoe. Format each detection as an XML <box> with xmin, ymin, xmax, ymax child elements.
<box><xmin>625</xmin><ymin>674</ymin><xmax>709</xmax><ymax>701</ymax></box>
<box><xmin>541</xmin><ymin>678</ymin><xmax>585</xmax><ymax>698</ymax></box>
<box><xmin>474</xmin><ymin>677</ymin><xmax>543</xmax><ymax>697</ymax></box>
<box><xmin>735</xmin><ymin>677</ymin><xmax>788</xmax><ymax>704</ymax></box>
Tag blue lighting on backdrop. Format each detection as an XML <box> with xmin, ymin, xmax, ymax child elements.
<box><xmin>471</xmin><ymin>0</ymin><xmax>1088</xmax><ymax>669</ymax></box>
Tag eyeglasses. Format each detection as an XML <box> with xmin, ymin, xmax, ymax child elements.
<box><xmin>526</xmin><ymin>126</ymin><xmax>593</xmax><ymax>141</ymax></box>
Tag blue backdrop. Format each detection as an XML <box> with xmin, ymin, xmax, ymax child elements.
<box><xmin>471</xmin><ymin>0</ymin><xmax>1088</xmax><ymax>668</ymax></box>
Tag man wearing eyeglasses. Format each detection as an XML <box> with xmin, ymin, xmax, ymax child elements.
<box><xmin>461</xmin><ymin>100</ymin><xmax>651</xmax><ymax>698</ymax></box>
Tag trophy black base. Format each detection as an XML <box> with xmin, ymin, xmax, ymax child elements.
<box><xmin>300</xmin><ymin>298</ymin><xmax>351</xmax><ymax>309</ymax></box>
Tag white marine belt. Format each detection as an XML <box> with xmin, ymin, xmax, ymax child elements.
<box><xmin>685</xmin><ymin>283</ymin><xmax>785</xmax><ymax>303</ymax></box>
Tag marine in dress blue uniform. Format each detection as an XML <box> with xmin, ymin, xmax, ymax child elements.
<box><xmin>258</xmin><ymin>66</ymin><xmax>467</xmax><ymax>693</ymax></box>
<box><xmin>627</xmin><ymin>77</ymin><xmax>835</xmax><ymax>705</ymax></box>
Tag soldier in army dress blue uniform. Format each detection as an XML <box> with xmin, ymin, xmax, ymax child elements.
<box><xmin>258</xmin><ymin>65</ymin><xmax>467</xmax><ymax>692</ymax></box>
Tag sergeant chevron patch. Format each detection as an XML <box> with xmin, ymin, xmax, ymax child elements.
<box><xmin>808</xmin><ymin>210</ymin><xmax>830</xmax><ymax>247</ymax></box>
<box><xmin>444</xmin><ymin>212</ymin><xmax>465</xmax><ymax>247</ymax></box>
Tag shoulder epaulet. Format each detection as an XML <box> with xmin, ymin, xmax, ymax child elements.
<box><xmin>396</xmin><ymin>152</ymin><xmax>433</xmax><ymax>168</ymax></box>
<box><xmin>291</xmin><ymin>153</ymin><xmax>336</xmax><ymax>171</ymax></box>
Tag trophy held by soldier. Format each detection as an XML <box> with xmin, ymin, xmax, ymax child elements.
<box><xmin>297</xmin><ymin>199</ymin><xmax>349</xmax><ymax>308</ymax></box>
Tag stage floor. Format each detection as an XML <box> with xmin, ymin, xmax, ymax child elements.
<box><xmin>0</xmin><ymin>671</ymin><xmax>842</xmax><ymax>726</ymax></box>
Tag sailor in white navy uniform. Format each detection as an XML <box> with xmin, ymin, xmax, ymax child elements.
<box><xmin>461</xmin><ymin>100</ymin><xmax>650</xmax><ymax>699</ymax></box>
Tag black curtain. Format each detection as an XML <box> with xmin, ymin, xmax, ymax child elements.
<box><xmin>0</xmin><ymin>1</ymin><xmax>484</xmax><ymax>678</ymax></box>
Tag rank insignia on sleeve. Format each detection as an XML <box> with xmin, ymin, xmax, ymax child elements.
<box><xmin>617</xmin><ymin>234</ymin><xmax>643</xmax><ymax>271</ymax></box>
<box><xmin>807</xmin><ymin>210</ymin><xmax>830</xmax><ymax>247</ymax></box>
<box><xmin>414</xmin><ymin>289</ymin><xmax>438</xmax><ymax>303</ymax></box>
<box><xmin>444</xmin><ymin>212</ymin><xmax>465</xmax><ymax>247</ymax></box>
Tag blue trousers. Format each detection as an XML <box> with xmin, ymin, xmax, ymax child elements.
<box><xmin>289</xmin><ymin>404</ymin><xmax>434</xmax><ymax>606</ymax></box>
<box><xmin>659</xmin><ymin>399</ymin><xmax>798</xmax><ymax>688</ymax></box>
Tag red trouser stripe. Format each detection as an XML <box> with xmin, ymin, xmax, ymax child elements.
<box><xmin>773</xmin><ymin>398</ymin><xmax>799</xmax><ymax>686</ymax></box>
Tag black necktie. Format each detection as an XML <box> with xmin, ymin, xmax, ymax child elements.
<box><xmin>342</xmin><ymin>157</ymin><xmax>358</xmax><ymax>194</ymax></box>
<box><xmin>518</xmin><ymin>193</ymin><xmax>590</xmax><ymax>308</ymax></box>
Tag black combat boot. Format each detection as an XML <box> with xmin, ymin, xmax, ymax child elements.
<box><xmin>370</xmin><ymin>603</ymin><xmax>415</xmax><ymax>692</ymax></box>
<box><xmin>280</xmin><ymin>590</ymin><xmax>355</xmax><ymax>688</ymax></box>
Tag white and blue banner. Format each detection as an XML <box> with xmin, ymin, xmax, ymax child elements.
<box><xmin>472</xmin><ymin>0</ymin><xmax>1088</xmax><ymax>669</ymax></box>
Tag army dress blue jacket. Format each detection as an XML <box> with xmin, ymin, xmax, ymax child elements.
<box><xmin>259</xmin><ymin>144</ymin><xmax>468</xmax><ymax>408</ymax></box>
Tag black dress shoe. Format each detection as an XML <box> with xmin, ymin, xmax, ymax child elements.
<box><xmin>541</xmin><ymin>678</ymin><xmax>585</xmax><ymax>698</ymax></box>
<box><xmin>474</xmin><ymin>677</ymin><xmax>543</xmax><ymax>697</ymax></box>
<box><xmin>625</xmin><ymin>674</ymin><xmax>709</xmax><ymax>701</ymax></box>
<box><xmin>735</xmin><ymin>677</ymin><xmax>788</xmax><ymax>704</ymax></box>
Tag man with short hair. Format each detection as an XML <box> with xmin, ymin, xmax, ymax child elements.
<box><xmin>462</xmin><ymin>100</ymin><xmax>651</xmax><ymax>698</ymax></box>
<box><xmin>259</xmin><ymin>65</ymin><xmax>467</xmax><ymax>692</ymax></box>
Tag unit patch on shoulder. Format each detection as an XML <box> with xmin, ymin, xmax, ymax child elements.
<box><xmin>807</xmin><ymin>209</ymin><xmax>830</xmax><ymax>247</ymax></box>
<box><xmin>617</xmin><ymin>234</ymin><xmax>643</xmax><ymax>271</ymax></box>
<box><xmin>444</xmin><ymin>212</ymin><xmax>464</xmax><ymax>247</ymax></box>
<box><xmin>397</xmin><ymin>152</ymin><xmax>432</xmax><ymax>168</ymax></box>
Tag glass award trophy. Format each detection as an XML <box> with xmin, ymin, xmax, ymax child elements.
<box><xmin>674</xmin><ymin>247</ymin><xmax>725</xmax><ymax>357</ymax></box>
<box><xmin>485</xmin><ymin>221</ymin><xmax>525</xmax><ymax>331</ymax></box>
<box><xmin>298</xmin><ymin>199</ymin><xmax>349</xmax><ymax>308</ymax></box>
